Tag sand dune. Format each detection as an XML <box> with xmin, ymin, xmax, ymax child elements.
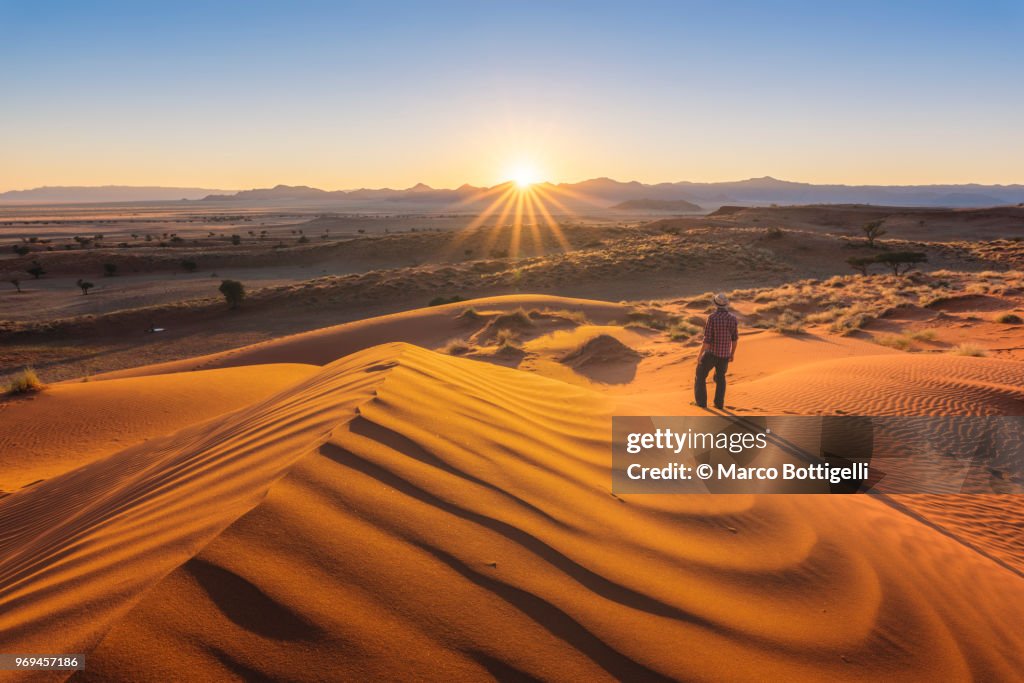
<box><xmin>0</xmin><ymin>341</ymin><xmax>1021</xmax><ymax>682</ymax></box>
<box><xmin>0</xmin><ymin>349</ymin><xmax>399</xmax><ymax>674</ymax></box>
<box><xmin>1</xmin><ymin>293</ymin><xmax>1022</xmax><ymax>681</ymax></box>
<box><xmin>0</xmin><ymin>364</ymin><xmax>317</xmax><ymax>494</ymax></box>
<box><xmin>731</xmin><ymin>354</ymin><xmax>1024</xmax><ymax>415</ymax></box>
<box><xmin>89</xmin><ymin>294</ymin><xmax>629</xmax><ymax>381</ymax></box>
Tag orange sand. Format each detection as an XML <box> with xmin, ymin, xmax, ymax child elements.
<box><xmin>0</xmin><ymin>295</ymin><xmax>1021</xmax><ymax>682</ymax></box>
<box><xmin>0</xmin><ymin>364</ymin><xmax>316</xmax><ymax>494</ymax></box>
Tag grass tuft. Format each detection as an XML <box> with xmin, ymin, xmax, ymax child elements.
<box><xmin>950</xmin><ymin>343</ymin><xmax>988</xmax><ymax>357</ymax></box>
<box><xmin>6</xmin><ymin>367</ymin><xmax>44</xmax><ymax>395</ymax></box>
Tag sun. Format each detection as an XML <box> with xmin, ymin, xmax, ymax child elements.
<box><xmin>507</xmin><ymin>164</ymin><xmax>541</xmax><ymax>189</ymax></box>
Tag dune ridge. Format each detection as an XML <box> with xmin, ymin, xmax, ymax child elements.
<box><xmin>0</xmin><ymin>348</ymin><xmax>398</xmax><ymax>679</ymax></box>
<box><xmin>0</xmin><ymin>364</ymin><xmax>317</xmax><ymax>493</ymax></box>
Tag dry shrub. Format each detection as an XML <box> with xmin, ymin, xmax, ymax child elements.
<box><xmin>951</xmin><ymin>343</ymin><xmax>988</xmax><ymax>357</ymax></box>
<box><xmin>668</xmin><ymin>322</ymin><xmax>701</xmax><ymax>341</ymax></box>
<box><xmin>6</xmin><ymin>367</ymin><xmax>44</xmax><ymax>395</ymax></box>
<box><xmin>495</xmin><ymin>329</ymin><xmax>523</xmax><ymax>353</ymax></box>
<box><xmin>908</xmin><ymin>328</ymin><xmax>938</xmax><ymax>341</ymax></box>
<box><xmin>876</xmin><ymin>334</ymin><xmax>911</xmax><ymax>351</ymax></box>
<box><xmin>773</xmin><ymin>310</ymin><xmax>805</xmax><ymax>334</ymax></box>
<box><xmin>441</xmin><ymin>339</ymin><xmax>471</xmax><ymax>355</ymax></box>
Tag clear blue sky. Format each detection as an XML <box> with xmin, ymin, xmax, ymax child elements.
<box><xmin>2</xmin><ymin>0</ymin><xmax>1021</xmax><ymax>190</ymax></box>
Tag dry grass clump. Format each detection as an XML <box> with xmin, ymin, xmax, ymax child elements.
<box><xmin>908</xmin><ymin>328</ymin><xmax>938</xmax><ymax>342</ymax></box>
<box><xmin>876</xmin><ymin>334</ymin><xmax>912</xmax><ymax>351</ymax></box>
<box><xmin>441</xmin><ymin>339</ymin><xmax>471</xmax><ymax>355</ymax></box>
<box><xmin>5</xmin><ymin>367</ymin><xmax>44</xmax><ymax>395</ymax></box>
<box><xmin>456</xmin><ymin>307</ymin><xmax>483</xmax><ymax>322</ymax></box>
<box><xmin>490</xmin><ymin>308</ymin><xmax>533</xmax><ymax>330</ymax></box>
<box><xmin>950</xmin><ymin>343</ymin><xmax>988</xmax><ymax>357</ymax></box>
<box><xmin>474</xmin><ymin>308</ymin><xmax>533</xmax><ymax>342</ymax></box>
<box><xmin>625</xmin><ymin>306</ymin><xmax>677</xmax><ymax>331</ymax></box>
<box><xmin>828</xmin><ymin>304</ymin><xmax>877</xmax><ymax>335</ymax></box>
<box><xmin>772</xmin><ymin>309</ymin><xmax>805</xmax><ymax>334</ymax></box>
<box><xmin>995</xmin><ymin>312</ymin><xmax>1023</xmax><ymax>324</ymax></box>
<box><xmin>875</xmin><ymin>329</ymin><xmax>937</xmax><ymax>351</ymax></box>
<box><xmin>529</xmin><ymin>308</ymin><xmax>589</xmax><ymax>324</ymax></box>
<box><xmin>494</xmin><ymin>329</ymin><xmax>523</xmax><ymax>354</ymax></box>
<box><xmin>804</xmin><ymin>308</ymin><xmax>842</xmax><ymax>324</ymax></box>
<box><xmin>668</xmin><ymin>321</ymin><xmax>701</xmax><ymax>341</ymax></box>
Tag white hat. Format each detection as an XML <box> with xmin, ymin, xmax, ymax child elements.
<box><xmin>713</xmin><ymin>292</ymin><xmax>729</xmax><ymax>307</ymax></box>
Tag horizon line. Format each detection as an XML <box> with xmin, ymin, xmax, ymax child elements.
<box><xmin>5</xmin><ymin>174</ymin><xmax>1024</xmax><ymax>195</ymax></box>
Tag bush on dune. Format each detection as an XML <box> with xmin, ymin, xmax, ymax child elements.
<box><xmin>488</xmin><ymin>308</ymin><xmax>534</xmax><ymax>331</ymax></box>
<box><xmin>494</xmin><ymin>329</ymin><xmax>523</xmax><ymax>354</ymax></box>
<box><xmin>772</xmin><ymin>309</ymin><xmax>805</xmax><ymax>334</ymax></box>
<box><xmin>457</xmin><ymin>307</ymin><xmax>483</xmax><ymax>322</ymax></box>
<box><xmin>668</xmin><ymin>321</ymin><xmax>701</xmax><ymax>341</ymax></box>
<box><xmin>875</xmin><ymin>334</ymin><xmax>911</xmax><ymax>351</ymax></box>
<box><xmin>951</xmin><ymin>343</ymin><xmax>988</xmax><ymax>357</ymax></box>
<box><xmin>6</xmin><ymin>367</ymin><xmax>44</xmax><ymax>395</ymax></box>
<box><xmin>441</xmin><ymin>339</ymin><xmax>471</xmax><ymax>355</ymax></box>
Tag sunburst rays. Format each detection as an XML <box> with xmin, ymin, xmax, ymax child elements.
<box><xmin>443</xmin><ymin>179</ymin><xmax>596</xmax><ymax>261</ymax></box>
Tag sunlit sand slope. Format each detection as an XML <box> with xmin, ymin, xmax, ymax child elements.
<box><xmin>732</xmin><ymin>354</ymin><xmax>1024</xmax><ymax>415</ymax></box>
<box><xmin>91</xmin><ymin>294</ymin><xmax>628</xmax><ymax>380</ymax></box>
<box><xmin>0</xmin><ymin>350</ymin><xmax>392</xmax><ymax>681</ymax></box>
<box><xmin>0</xmin><ymin>364</ymin><xmax>317</xmax><ymax>493</ymax></box>
<box><xmin>38</xmin><ymin>345</ymin><xmax>1021</xmax><ymax>682</ymax></box>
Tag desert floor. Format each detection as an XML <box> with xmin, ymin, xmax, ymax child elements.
<box><xmin>1</xmin><ymin>205</ymin><xmax>1022</xmax><ymax>681</ymax></box>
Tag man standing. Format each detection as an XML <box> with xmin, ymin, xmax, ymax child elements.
<box><xmin>694</xmin><ymin>292</ymin><xmax>738</xmax><ymax>409</ymax></box>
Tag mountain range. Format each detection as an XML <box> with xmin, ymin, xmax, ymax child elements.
<box><xmin>0</xmin><ymin>186</ymin><xmax>231</xmax><ymax>203</ymax></box>
<box><xmin>3</xmin><ymin>177</ymin><xmax>1024</xmax><ymax>209</ymax></box>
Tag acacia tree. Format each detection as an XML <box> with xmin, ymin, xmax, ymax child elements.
<box><xmin>219</xmin><ymin>279</ymin><xmax>245</xmax><ymax>309</ymax></box>
<box><xmin>862</xmin><ymin>220</ymin><xmax>887</xmax><ymax>248</ymax></box>
<box><xmin>847</xmin><ymin>256</ymin><xmax>875</xmax><ymax>276</ymax></box>
<box><xmin>873</xmin><ymin>251</ymin><xmax>927</xmax><ymax>276</ymax></box>
<box><xmin>26</xmin><ymin>261</ymin><xmax>46</xmax><ymax>279</ymax></box>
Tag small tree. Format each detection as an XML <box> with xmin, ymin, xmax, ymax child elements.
<box><xmin>77</xmin><ymin>279</ymin><xmax>94</xmax><ymax>295</ymax></box>
<box><xmin>103</xmin><ymin>263</ymin><xmax>118</xmax><ymax>277</ymax></box>
<box><xmin>181</xmin><ymin>259</ymin><xmax>198</xmax><ymax>272</ymax></box>
<box><xmin>231</xmin><ymin>234</ymin><xmax>242</xmax><ymax>246</ymax></box>
<box><xmin>9</xmin><ymin>277</ymin><xmax>21</xmax><ymax>293</ymax></box>
<box><xmin>26</xmin><ymin>261</ymin><xmax>46</xmax><ymax>279</ymax></box>
<box><xmin>874</xmin><ymin>251</ymin><xmax>927</xmax><ymax>276</ymax></box>
<box><xmin>13</xmin><ymin>244</ymin><xmax>30</xmax><ymax>256</ymax></box>
<box><xmin>862</xmin><ymin>220</ymin><xmax>887</xmax><ymax>248</ymax></box>
<box><xmin>846</xmin><ymin>256</ymin><xmax>875</xmax><ymax>276</ymax></box>
<box><xmin>219</xmin><ymin>279</ymin><xmax>245</xmax><ymax>308</ymax></box>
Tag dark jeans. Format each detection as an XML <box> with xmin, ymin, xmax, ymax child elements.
<box><xmin>694</xmin><ymin>352</ymin><xmax>730</xmax><ymax>408</ymax></box>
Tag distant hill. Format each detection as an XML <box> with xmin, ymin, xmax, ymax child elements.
<box><xmin>610</xmin><ymin>198</ymin><xmax>702</xmax><ymax>212</ymax></box>
<box><xmin>6</xmin><ymin>177</ymin><xmax>1024</xmax><ymax>208</ymax></box>
<box><xmin>200</xmin><ymin>176</ymin><xmax>1024</xmax><ymax>209</ymax></box>
<box><xmin>0</xmin><ymin>186</ymin><xmax>231</xmax><ymax>204</ymax></box>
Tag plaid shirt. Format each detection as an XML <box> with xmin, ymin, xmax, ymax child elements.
<box><xmin>703</xmin><ymin>307</ymin><xmax>738</xmax><ymax>358</ymax></box>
